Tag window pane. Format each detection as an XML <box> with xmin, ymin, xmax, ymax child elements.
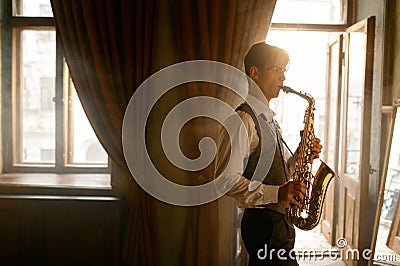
<box><xmin>68</xmin><ymin>81</ymin><xmax>108</xmax><ymax>165</ymax></box>
<box><xmin>13</xmin><ymin>0</ymin><xmax>53</xmax><ymax>17</ymax></box>
<box><xmin>272</xmin><ymin>0</ymin><xmax>344</xmax><ymax>24</ymax></box>
<box><xmin>20</xmin><ymin>30</ymin><xmax>56</xmax><ymax>163</ymax></box>
<box><xmin>326</xmin><ymin>39</ymin><xmax>341</xmax><ymax>172</ymax></box>
<box><xmin>344</xmin><ymin>32</ymin><xmax>365</xmax><ymax>179</ymax></box>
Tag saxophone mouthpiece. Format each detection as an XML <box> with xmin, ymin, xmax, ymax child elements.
<box><xmin>281</xmin><ymin>86</ymin><xmax>292</xmax><ymax>93</ymax></box>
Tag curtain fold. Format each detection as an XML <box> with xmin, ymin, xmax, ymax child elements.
<box><xmin>50</xmin><ymin>1</ymin><xmax>161</xmax><ymax>265</ymax></box>
<box><xmin>168</xmin><ymin>1</ymin><xmax>276</xmax><ymax>264</ymax></box>
<box><xmin>50</xmin><ymin>0</ymin><xmax>276</xmax><ymax>265</ymax></box>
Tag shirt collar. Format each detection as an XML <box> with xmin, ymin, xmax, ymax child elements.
<box><xmin>245</xmin><ymin>94</ymin><xmax>276</xmax><ymax>122</ymax></box>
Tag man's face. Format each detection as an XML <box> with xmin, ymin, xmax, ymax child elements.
<box><xmin>251</xmin><ymin>56</ymin><xmax>287</xmax><ymax>102</ymax></box>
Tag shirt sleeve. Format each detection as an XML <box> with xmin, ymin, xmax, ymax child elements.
<box><xmin>214</xmin><ymin>111</ymin><xmax>280</xmax><ymax>208</ymax></box>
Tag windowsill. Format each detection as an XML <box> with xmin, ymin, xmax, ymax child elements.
<box><xmin>0</xmin><ymin>173</ymin><xmax>114</xmax><ymax>196</ymax></box>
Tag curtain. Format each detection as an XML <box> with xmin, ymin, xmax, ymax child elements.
<box><xmin>168</xmin><ymin>1</ymin><xmax>275</xmax><ymax>264</ymax></box>
<box><xmin>50</xmin><ymin>1</ymin><xmax>161</xmax><ymax>265</ymax></box>
<box><xmin>50</xmin><ymin>0</ymin><xmax>276</xmax><ymax>265</ymax></box>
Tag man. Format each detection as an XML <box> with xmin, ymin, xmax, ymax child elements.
<box><xmin>214</xmin><ymin>42</ymin><xmax>322</xmax><ymax>265</ymax></box>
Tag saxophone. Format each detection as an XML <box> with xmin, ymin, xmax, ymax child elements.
<box><xmin>281</xmin><ymin>86</ymin><xmax>337</xmax><ymax>231</ymax></box>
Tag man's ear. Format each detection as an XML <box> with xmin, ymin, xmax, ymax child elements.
<box><xmin>249</xmin><ymin>66</ymin><xmax>259</xmax><ymax>80</ymax></box>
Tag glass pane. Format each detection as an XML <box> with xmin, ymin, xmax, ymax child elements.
<box><xmin>68</xmin><ymin>81</ymin><xmax>108</xmax><ymax>165</ymax></box>
<box><xmin>20</xmin><ymin>30</ymin><xmax>56</xmax><ymax>163</ymax></box>
<box><xmin>13</xmin><ymin>0</ymin><xmax>53</xmax><ymax>17</ymax></box>
<box><xmin>272</xmin><ymin>0</ymin><xmax>344</xmax><ymax>24</ymax></box>
<box><xmin>344</xmin><ymin>32</ymin><xmax>366</xmax><ymax>179</ymax></box>
<box><xmin>386</xmin><ymin>108</ymin><xmax>400</xmax><ymax>193</ymax></box>
<box><xmin>326</xmin><ymin>39</ymin><xmax>341</xmax><ymax>171</ymax></box>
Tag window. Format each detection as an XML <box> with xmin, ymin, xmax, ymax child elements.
<box><xmin>16</xmin><ymin>29</ymin><xmax>56</xmax><ymax>164</ymax></box>
<box><xmin>3</xmin><ymin>0</ymin><xmax>109</xmax><ymax>173</ymax></box>
<box><xmin>13</xmin><ymin>0</ymin><xmax>54</xmax><ymax>17</ymax></box>
<box><xmin>272</xmin><ymin>0</ymin><xmax>345</xmax><ymax>24</ymax></box>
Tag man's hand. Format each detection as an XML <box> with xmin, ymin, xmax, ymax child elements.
<box><xmin>311</xmin><ymin>137</ymin><xmax>323</xmax><ymax>158</ymax></box>
<box><xmin>300</xmin><ymin>130</ymin><xmax>323</xmax><ymax>159</ymax></box>
<box><xmin>278</xmin><ymin>181</ymin><xmax>307</xmax><ymax>207</ymax></box>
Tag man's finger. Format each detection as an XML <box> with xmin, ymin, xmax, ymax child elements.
<box><xmin>290</xmin><ymin>196</ymin><xmax>303</xmax><ymax>208</ymax></box>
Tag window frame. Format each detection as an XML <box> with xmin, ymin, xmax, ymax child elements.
<box><xmin>270</xmin><ymin>0</ymin><xmax>353</xmax><ymax>30</ymax></box>
<box><xmin>1</xmin><ymin>0</ymin><xmax>110</xmax><ymax>174</ymax></box>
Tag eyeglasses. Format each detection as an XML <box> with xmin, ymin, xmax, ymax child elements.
<box><xmin>267</xmin><ymin>66</ymin><xmax>287</xmax><ymax>75</ymax></box>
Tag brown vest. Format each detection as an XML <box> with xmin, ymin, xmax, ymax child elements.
<box><xmin>237</xmin><ymin>103</ymin><xmax>289</xmax><ymax>214</ymax></box>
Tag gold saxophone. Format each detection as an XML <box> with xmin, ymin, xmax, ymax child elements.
<box><xmin>281</xmin><ymin>86</ymin><xmax>337</xmax><ymax>231</ymax></box>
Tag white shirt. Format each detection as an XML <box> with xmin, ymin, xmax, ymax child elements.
<box><xmin>214</xmin><ymin>94</ymin><xmax>296</xmax><ymax>208</ymax></box>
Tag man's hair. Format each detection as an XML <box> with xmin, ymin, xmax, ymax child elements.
<box><xmin>244</xmin><ymin>42</ymin><xmax>289</xmax><ymax>76</ymax></box>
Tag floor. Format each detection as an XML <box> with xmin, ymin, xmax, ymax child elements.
<box><xmin>294</xmin><ymin>223</ymin><xmax>400</xmax><ymax>266</ymax></box>
<box><xmin>294</xmin><ymin>225</ymin><xmax>346</xmax><ymax>266</ymax></box>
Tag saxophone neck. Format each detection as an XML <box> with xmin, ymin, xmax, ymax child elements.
<box><xmin>281</xmin><ymin>86</ymin><xmax>315</xmax><ymax>106</ymax></box>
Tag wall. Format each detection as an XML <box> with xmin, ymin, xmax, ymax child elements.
<box><xmin>385</xmin><ymin>0</ymin><xmax>400</xmax><ymax>102</ymax></box>
<box><xmin>0</xmin><ymin>192</ymin><xmax>120</xmax><ymax>266</ymax></box>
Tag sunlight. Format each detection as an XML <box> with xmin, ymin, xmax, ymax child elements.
<box><xmin>267</xmin><ymin>0</ymin><xmax>343</xmax><ymax>149</ymax></box>
<box><xmin>266</xmin><ymin>30</ymin><xmax>338</xmax><ymax>151</ymax></box>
